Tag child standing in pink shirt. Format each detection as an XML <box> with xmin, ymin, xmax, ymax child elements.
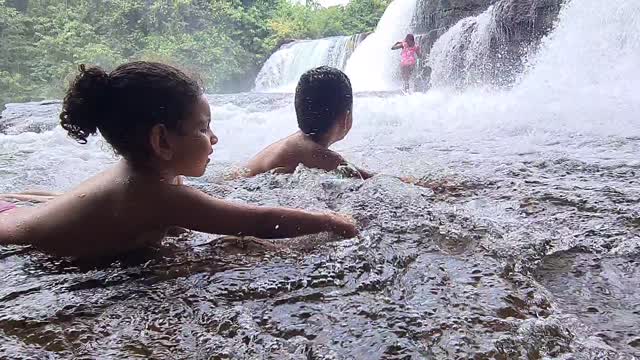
<box><xmin>392</xmin><ymin>34</ymin><xmax>422</xmax><ymax>93</ymax></box>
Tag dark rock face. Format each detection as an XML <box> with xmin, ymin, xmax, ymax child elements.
<box><xmin>412</xmin><ymin>0</ymin><xmax>563</xmax><ymax>88</ymax></box>
<box><xmin>413</xmin><ymin>0</ymin><xmax>498</xmax><ymax>52</ymax></box>
<box><xmin>494</xmin><ymin>0</ymin><xmax>562</xmax><ymax>63</ymax></box>
<box><xmin>489</xmin><ymin>0</ymin><xmax>564</xmax><ymax>85</ymax></box>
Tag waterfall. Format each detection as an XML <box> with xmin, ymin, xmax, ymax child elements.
<box><xmin>254</xmin><ymin>34</ymin><xmax>366</xmax><ymax>92</ymax></box>
<box><xmin>427</xmin><ymin>0</ymin><xmax>566</xmax><ymax>89</ymax></box>
<box><xmin>515</xmin><ymin>0</ymin><xmax>640</xmax><ymax>108</ymax></box>
<box><xmin>344</xmin><ymin>0</ymin><xmax>418</xmax><ymax>92</ymax></box>
<box><xmin>428</xmin><ymin>6</ymin><xmax>499</xmax><ymax>88</ymax></box>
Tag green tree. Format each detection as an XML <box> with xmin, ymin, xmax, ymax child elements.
<box><xmin>0</xmin><ymin>0</ymin><xmax>391</xmax><ymax>107</ymax></box>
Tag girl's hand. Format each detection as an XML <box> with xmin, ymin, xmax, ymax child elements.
<box><xmin>325</xmin><ymin>213</ymin><xmax>358</xmax><ymax>238</ymax></box>
<box><xmin>400</xmin><ymin>176</ymin><xmax>418</xmax><ymax>184</ymax></box>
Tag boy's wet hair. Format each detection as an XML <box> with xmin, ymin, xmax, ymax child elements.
<box><xmin>60</xmin><ymin>61</ymin><xmax>203</xmax><ymax>162</ymax></box>
<box><xmin>295</xmin><ymin>66</ymin><xmax>352</xmax><ymax>139</ymax></box>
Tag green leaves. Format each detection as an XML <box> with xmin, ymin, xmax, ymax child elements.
<box><xmin>0</xmin><ymin>0</ymin><xmax>390</xmax><ymax>107</ymax></box>
<box><xmin>267</xmin><ymin>0</ymin><xmax>390</xmax><ymax>41</ymax></box>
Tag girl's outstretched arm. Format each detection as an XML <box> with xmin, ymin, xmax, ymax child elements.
<box><xmin>0</xmin><ymin>191</ymin><xmax>61</xmax><ymax>203</ymax></box>
<box><xmin>391</xmin><ymin>41</ymin><xmax>403</xmax><ymax>50</ymax></box>
<box><xmin>161</xmin><ymin>186</ymin><xmax>357</xmax><ymax>239</ymax></box>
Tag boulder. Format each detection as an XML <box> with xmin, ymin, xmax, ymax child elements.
<box><xmin>412</xmin><ymin>0</ymin><xmax>563</xmax><ymax>88</ymax></box>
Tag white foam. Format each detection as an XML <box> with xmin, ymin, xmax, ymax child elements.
<box><xmin>1</xmin><ymin>0</ymin><xmax>638</xmax><ymax>191</ymax></box>
<box><xmin>344</xmin><ymin>0</ymin><xmax>417</xmax><ymax>91</ymax></box>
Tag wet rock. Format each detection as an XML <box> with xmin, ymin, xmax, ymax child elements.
<box><xmin>414</xmin><ymin>0</ymin><xmax>498</xmax><ymax>37</ymax></box>
<box><xmin>413</xmin><ymin>0</ymin><xmax>563</xmax><ymax>87</ymax></box>
<box><xmin>1</xmin><ymin>91</ymin><xmax>639</xmax><ymax>357</ymax></box>
<box><xmin>0</xmin><ymin>100</ymin><xmax>61</xmax><ymax>134</ymax></box>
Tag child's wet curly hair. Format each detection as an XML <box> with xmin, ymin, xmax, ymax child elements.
<box><xmin>295</xmin><ymin>66</ymin><xmax>352</xmax><ymax>140</ymax></box>
<box><xmin>60</xmin><ymin>61</ymin><xmax>203</xmax><ymax>162</ymax></box>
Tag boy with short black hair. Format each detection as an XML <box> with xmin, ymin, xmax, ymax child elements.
<box><xmin>243</xmin><ymin>66</ymin><xmax>371</xmax><ymax>178</ymax></box>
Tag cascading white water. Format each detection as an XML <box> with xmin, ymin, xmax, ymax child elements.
<box><xmin>1</xmin><ymin>0</ymin><xmax>639</xmax><ymax>192</ymax></box>
<box><xmin>229</xmin><ymin>0</ymin><xmax>640</xmax><ymax>167</ymax></box>
<box><xmin>254</xmin><ymin>39</ymin><xmax>332</xmax><ymax>92</ymax></box>
<box><xmin>351</xmin><ymin>0</ymin><xmax>640</xmax><ymax>141</ymax></box>
<box><xmin>333</xmin><ymin>34</ymin><xmax>368</xmax><ymax>73</ymax></box>
<box><xmin>428</xmin><ymin>6</ymin><xmax>498</xmax><ymax>88</ymax></box>
<box><xmin>344</xmin><ymin>0</ymin><xmax>417</xmax><ymax>92</ymax></box>
<box><xmin>254</xmin><ymin>34</ymin><xmax>365</xmax><ymax>92</ymax></box>
<box><xmin>517</xmin><ymin>0</ymin><xmax>640</xmax><ymax>103</ymax></box>
<box><xmin>254</xmin><ymin>0</ymin><xmax>417</xmax><ymax>93</ymax></box>
<box><xmin>2</xmin><ymin>2</ymin><xmax>640</xmax><ymax>357</ymax></box>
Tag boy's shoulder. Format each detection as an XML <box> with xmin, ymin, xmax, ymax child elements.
<box><xmin>305</xmin><ymin>146</ymin><xmax>346</xmax><ymax>171</ymax></box>
<box><xmin>244</xmin><ymin>134</ymin><xmax>347</xmax><ymax>176</ymax></box>
<box><xmin>243</xmin><ymin>135</ymin><xmax>299</xmax><ymax>176</ymax></box>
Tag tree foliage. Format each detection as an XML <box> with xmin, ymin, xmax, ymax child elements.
<box><xmin>0</xmin><ymin>0</ymin><xmax>390</xmax><ymax>106</ymax></box>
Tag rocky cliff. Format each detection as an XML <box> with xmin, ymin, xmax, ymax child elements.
<box><xmin>412</xmin><ymin>0</ymin><xmax>563</xmax><ymax>88</ymax></box>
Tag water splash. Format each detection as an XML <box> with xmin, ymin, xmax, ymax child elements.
<box><xmin>517</xmin><ymin>0</ymin><xmax>640</xmax><ymax>98</ymax></box>
<box><xmin>510</xmin><ymin>0</ymin><xmax>640</xmax><ymax>136</ymax></box>
<box><xmin>254</xmin><ymin>34</ymin><xmax>366</xmax><ymax>92</ymax></box>
<box><xmin>1</xmin><ymin>0</ymin><xmax>640</xmax><ymax>357</ymax></box>
<box><xmin>428</xmin><ymin>6</ymin><xmax>498</xmax><ymax>88</ymax></box>
<box><xmin>344</xmin><ymin>0</ymin><xmax>418</xmax><ymax>91</ymax></box>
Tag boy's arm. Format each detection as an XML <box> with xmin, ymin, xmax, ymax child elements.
<box><xmin>310</xmin><ymin>149</ymin><xmax>374</xmax><ymax>180</ymax></box>
<box><xmin>355</xmin><ymin>167</ymin><xmax>375</xmax><ymax>179</ymax></box>
<box><xmin>337</xmin><ymin>163</ymin><xmax>375</xmax><ymax>180</ymax></box>
<box><xmin>160</xmin><ymin>185</ymin><xmax>357</xmax><ymax>239</ymax></box>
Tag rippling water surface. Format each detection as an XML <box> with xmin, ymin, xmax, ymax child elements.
<box><xmin>1</xmin><ymin>0</ymin><xmax>640</xmax><ymax>357</ymax></box>
<box><xmin>1</xmin><ymin>87</ymin><xmax>639</xmax><ymax>358</ymax></box>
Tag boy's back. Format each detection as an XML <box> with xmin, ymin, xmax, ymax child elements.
<box><xmin>242</xmin><ymin>66</ymin><xmax>371</xmax><ymax>178</ymax></box>
<box><xmin>244</xmin><ymin>132</ymin><xmax>344</xmax><ymax>177</ymax></box>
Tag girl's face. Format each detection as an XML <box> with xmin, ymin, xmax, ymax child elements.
<box><xmin>168</xmin><ymin>95</ymin><xmax>218</xmax><ymax>177</ymax></box>
<box><xmin>405</xmin><ymin>35</ymin><xmax>415</xmax><ymax>47</ymax></box>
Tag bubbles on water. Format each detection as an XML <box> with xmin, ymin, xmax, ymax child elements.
<box><xmin>1</xmin><ymin>157</ymin><xmax>637</xmax><ymax>357</ymax></box>
<box><xmin>1</xmin><ymin>0</ymin><xmax>639</xmax><ymax>356</ymax></box>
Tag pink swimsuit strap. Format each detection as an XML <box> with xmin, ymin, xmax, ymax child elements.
<box><xmin>0</xmin><ymin>201</ymin><xmax>17</xmax><ymax>214</ymax></box>
<box><xmin>401</xmin><ymin>43</ymin><xmax>419</xmax><ymax>66</ymax></box>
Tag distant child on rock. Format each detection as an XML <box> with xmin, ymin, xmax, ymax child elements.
<box><xmin>0</xmin><ymin>62</ymin><xmax>357</xmax><ymax>258</ymax></box>
<box><xmin>243</xmin><ymin>66</ymin><xmax>374</xmax><ymax>179</ymax></box>
<box><xmin>392</xmin><ymin>33</ymin><xmax>421</xmax><ymax>93</ymax></box>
